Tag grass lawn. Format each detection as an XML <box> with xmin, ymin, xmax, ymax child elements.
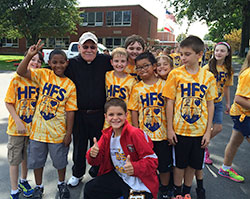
<box><xmin>0</xmin><ymin>55</ymin><xmax>24</xmax><ymax>71</ymax></box>
<box><xmin>232</xmin><ymin>55</ymin><xmax>245</xmax><ymax>65</ymax></box>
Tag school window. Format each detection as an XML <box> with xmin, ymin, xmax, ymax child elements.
<box><xmin>88</xmin><ymin>12</ymin><xmax>95</xmax><ymax>26</ymax></box>
<box><xmin>0</xmin><ymin>37</ymin><xmax>19</xmax><ymax>48</ymax></box>
<box><xmin>80</xmin><ymin>12</ymin><xmax>103</xmax><ymax>26</ymax></box>
<box><xmin>105</xmin><ymin>38</ymin><xmax>113</xmax><ymax>49</ymax></box>
<box><xmin>123</xmin><ymin>11</ymin><xmax>131</xmax><ymax>25</ymax></box>
<box><xmin>106</xmin><ymin>10</ymin><xmax>131</xmax><ymax>26</ymax></box>
<box><xmin>106</xmin><ymin>12</ymin><xmax>114</xmax><ymax>26</ymax></box>
<box><xmin>114</xmin><ymin>11</ymin><xmax>122</xmax><ymax>26</ymax></box>
<box><xmin>98</xmin><ymin>38</ymin><xmax>103</xmax><ymax>44</ymax></box>
<box><xmin>37</xmin><ymin>38</ymin><xmax>70</xmax><ymax>48</ymax></box>
<box><xmin>105</xmin><ymin>37</ymin><xmax>126</xmax><ymax>49</ymax></box>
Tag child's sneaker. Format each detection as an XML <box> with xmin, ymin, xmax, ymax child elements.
<box><xmin>18</xmin><ymin>180</ymin><xmax>34</xmax><ymax>197</ymax></box>
<box><xmin>174</xmin><ymin>195</ymin><xmax>183</xmax><ymax>199</ymax></box>
<box><xmin>218</xmin><ymin>167</ymin><xmax>244</xmax><ymax>182</ymax></box>
<box><xmin>196</xmin><ymin>188</ymin><xmax>205</xmax><ymax>199</ymax></box>
<box><xmin>10</xmin><ymin>192</ymin><xmax>20</xmax><ymax>199</ymax></box>
<box><xmin>204</xmin><ymin>148</ymin><xmax>213</xmax><ymax>165</ymax></box>
<box><xmin>58</xmin><ymin>182</ymin><xmax>70</xmax><ymax>199</ymax></box>
<box><xmin>183</xmin><ymin>194</ymin><xmax>191</xmax><ymax>199</ymax></box>
<box><xmin>167</xmin><ymin>188</ymin><xmax>175</xmax><ymax>199</ymax></box>
<box><xmin>158</xmin><ymin>190</ymin><xmax>169</xmax><ymax>199</ymax></box>
<box><xmin>32</xmin><ymin>187</ymin><xmax>44</xmax><ymax>199</ymax></box>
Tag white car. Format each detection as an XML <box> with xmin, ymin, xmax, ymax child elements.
<box><xmin>42</xmin><ymin>42</ymin><xmax>107</xmax><ymax>64</ymax></box>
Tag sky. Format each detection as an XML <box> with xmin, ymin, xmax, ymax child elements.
<box><xmin>77</xmin><ymin>0</ymin><xmax>209</xmax><ymax>39</ymax></box>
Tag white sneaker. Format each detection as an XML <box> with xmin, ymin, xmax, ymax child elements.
<box><xmin>67</xmin><ymin>176</ymin><xmax>83</xmax><ymax>187</ymax></box>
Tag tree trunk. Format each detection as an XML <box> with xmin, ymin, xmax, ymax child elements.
<box><xmin>240</xmin><ymin>1</ymin><xmax>250</xmax><ymax>57</ymax></box>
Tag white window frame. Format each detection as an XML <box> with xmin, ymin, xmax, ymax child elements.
<box><xmin>1</xmin><ymin>37</ymin><xmax>19</xmax><ymax>48</ymax></box>
<box><xmin>38</xmin><ymin>37</ymin><xmax>70</xmax><ymax>49</ymax></box>
<box><xmin>106</xmin><ymin>10</ymin><xmax>131</xmax><ymax>27</ymax></box>
<box><xmin>105</xmin><ymin>37</ymin><xmax>126</xmax><ymax>49</ymax></box>
<box><xmin>80</xmin><ymin>12</ymin><xmax>103</xmax><ymax>27</ymax></box>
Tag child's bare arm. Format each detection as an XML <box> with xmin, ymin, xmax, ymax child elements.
<box><xmin>63</xmin><ymin>111</ymin><xmax>75</xmax><ymax>146</ymax></box>
<box><xmin>17</xmin><ymin>39</ymin><xmax>43</xmax><ymax>79</ymax></box>
<box><xmin>166</xmin><ymin>98</ymin><xmax>178</xmax><ymax>145</ymax></box>
<box><xmin>131</xmin><ymin>110</ymin><xmax>139</xmax><ymax>128</ymax></box>
<box><xmin>235</xmin><ymin>95</ymin><xmax>250</xmax><ymax>110</ymax></box>
<box><xmin>201</xmin><ymin>100</ymin><xmax>214</xmax><ymax>148</ymax></box>
<box><xmin>5</xmin><ymin>102</ymin><xmax>26</xmax><ymax>134</ymax></box>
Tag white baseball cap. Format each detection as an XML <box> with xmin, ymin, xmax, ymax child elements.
<box><xmin>79</xmin><ymin>32</ymin><xmax>98</xmax><ymax>45</ymax></box>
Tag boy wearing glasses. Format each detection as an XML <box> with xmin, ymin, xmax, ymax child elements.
<box><xmin>128</xmin><ymin>52</ymin><xmax>173</xmax><ymax>199</ymax></box>
<box><xmin>104</xmin><ymin>47</ymin><xmax>136</xmax><ymax>128</ymax></box>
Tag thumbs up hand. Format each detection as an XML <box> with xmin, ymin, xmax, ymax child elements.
<box><xmin>124</xmin><ymin>155</ymin><xmax>134</xmax><ymax>176</ymax></box>
<box><xmin>90</xmin><ymin>137</ymin><xmax>99</xmax><ymax>158</ymax></box>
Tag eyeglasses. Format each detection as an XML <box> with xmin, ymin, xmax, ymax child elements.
<box><xmin>135</xmin><ymin>64</ymin><xmax>151</xmax><ymax>71</ymax></box>
<box><xmin>82</xmin><ymin>45</ymin><xmax>97</xmax><ymax>50</ymax></box>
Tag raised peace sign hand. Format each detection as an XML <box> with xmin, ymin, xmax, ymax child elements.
<box><xmin>27</xmin><ymin>39</ymin><xmax>44</xmax><ymax>57</ymax></box>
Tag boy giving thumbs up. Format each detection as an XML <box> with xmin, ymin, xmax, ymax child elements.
<box><xmin>84</xmin><ymin>98</ymin><xmax>159</xmax><ymax>199</ymax></box>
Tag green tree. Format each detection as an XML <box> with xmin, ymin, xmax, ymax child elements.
<box><xmin>176</xmin><ymin>33</ymin><xmax>187</xmax><ymax>42</ymax></box>
<box><xmin>203</xmin><ymin>33</ymin><xmax>212</xmax><ymax>41</ymax></box>
<box><xmin>168</xmin><ymin>0</ymin><xmax>250</xmax><ymax>57</ymax></box>
<box><xmin>0</xmin><ymin>0</ymin><xmax>81</xmax><ymax>44</ymax></box>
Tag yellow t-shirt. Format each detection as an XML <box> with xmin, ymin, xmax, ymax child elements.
<box><xmin>203</xmin><ymin>64</ymin><xmax>233</xmax><ymax>103</ymax></box>
<box><xmin>104</xmin><ymin>70</ymin><xmax>136</xmax><ymax>127</ymax></box>
<box><xmin>170</xmin><ymin>53</ymin><xmax>181</xmax><ymax>68</ymax></box>
<box><xmin>163</xmin><ymin>65</ymin><xmax>217</xmax><ymax>137</ymax></box>
<box><xmin>124</xmin><ymin>63</ymin><xmax>137</xmax><ymax>77</ymax></box>
<box><xmin>205</xmin><ymin>50</ymin><xmax>212</xmax><ymax>61</ymax></box>
<box><xmin>128</xmin><ymin>79</ymin><xmax>167</xmax><ymax>141</ymax></box>
<box><xmin>5</xmin><ymin>73</ymin><xmax>39</xmax><ymax>136</ymax></box>
<box><xmin>230</xmin><ymin>68</ymin><xmax>250</xmax><ymax>117</ymax></box>
<box><xmin>30</xmin><ymin>69</ymin><xmax>78</xmax><ymax>143</ymax></box>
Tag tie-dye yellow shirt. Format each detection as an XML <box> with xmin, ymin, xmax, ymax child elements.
<box><xmin>5</xmin><ymin>73</ymin><xmax>39</xmax><ymax>136</ymax></box>
<box><xmin>163</xmin><ymin>65</ymin><xmax>217</xmax><ymax>137</ymax></box>
<box><xmin>30</xmin><ymin>69</ymin><xmax>78</xmax><ymax>143</ymax></box>
<box><xmin>170</xmin><ymin>53</ymin><xmax>181</xmax><ymax>68</ymax></box>
<box><xmin>203</xmin><ymin>64</ymin><xmax>233</xmax><ymax>103</ymax></box>
<box><xmin>124</xmin><ymin>63</ymin><xmax>137</xmax><ymax>77</ymax></box>
<box><xmin>128</xmin><ymin>79</ymin><xmax>167</xmax><ymax>141</ymax></box>
<box><xmin>104</xmin><ymin>71</ymin><xmax>136</xmax><ymax>127</ymax></box>
<box><xmin>230</xmin><ymin>68</ymin><xmax>250</xmax><ymax>117</ymax></box>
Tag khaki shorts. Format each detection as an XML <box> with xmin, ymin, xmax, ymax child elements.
<box><xmin>7</xmin><ymin>135</ymin><xmax>29</xmax><ymax>165</ymax></box>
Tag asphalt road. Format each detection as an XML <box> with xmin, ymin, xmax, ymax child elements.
<box><xmin>0</xmin><ymin>63</ymin><xmax>249</xmax><ymax>199</ymax></box>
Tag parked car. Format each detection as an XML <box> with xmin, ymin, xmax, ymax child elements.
<box><xmin>42</xmin><ymin>42</ymin><xmax>107</xmax><ymax>64</ymax></box>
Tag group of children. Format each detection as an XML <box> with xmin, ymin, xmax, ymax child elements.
<box><xmin>5</xmin><ymin>32</ymin><xmax>250</xmax><ymax>199</ymax></box>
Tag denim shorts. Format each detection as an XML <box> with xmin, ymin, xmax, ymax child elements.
<box><xmin>231</xmin><ymin>115</ymin><xmax>250</xmax><ymax>138</ymax></box>
<box><xmin>213</xmin><ymin>101</ymin><xmax>223</xmax><ymax>124</ymax></box>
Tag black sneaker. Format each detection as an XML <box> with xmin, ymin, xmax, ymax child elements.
<box><xmin>196</xmin><ymin>188</ymin><xmax>206</xmax><ymax>199</ymax></box>
<box><xmin>158</xmin><ymin>190</ymin><xmax>171</xmax><ymax>199</ymax></box>
<box><xmin>32</xmin><ymin>187</ymin><xmax>44</xmax><ymax>199</ymax></box>
<box><xmin>58</xmin><ymin>182</ymin><xmax>70</xmax><ymax>199</ymax></box>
